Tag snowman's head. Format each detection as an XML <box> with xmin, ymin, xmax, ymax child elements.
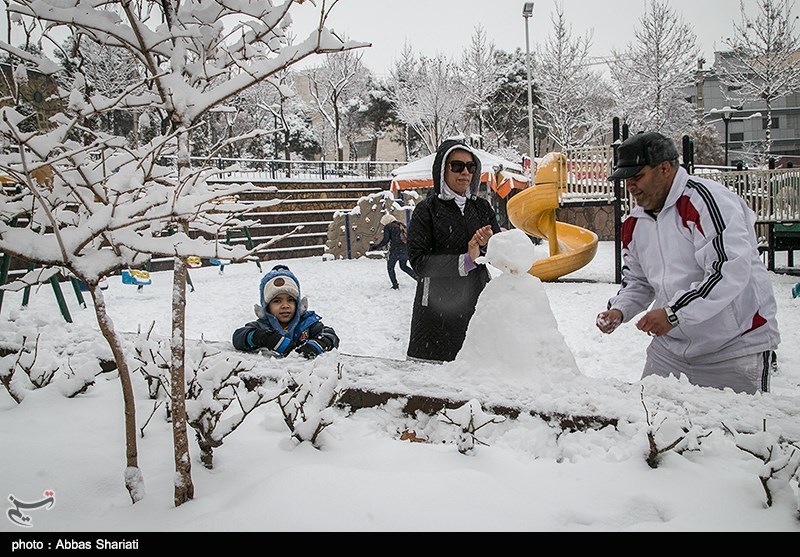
<box><xmin>476</xmin><ymin>228</ymin><xmax>539</xmax><ymax>275</ymax></box>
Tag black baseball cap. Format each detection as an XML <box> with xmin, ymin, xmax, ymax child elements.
<box><xmin>608</xmin><ymin>132</ymin><xmax>680</xmax><ymax>181</ymax></box>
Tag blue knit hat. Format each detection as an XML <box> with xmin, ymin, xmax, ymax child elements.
<box><xmin>255</xmin><ymin>265</ymin><xmax>303</xmax><ymax>329</ymax></box>
<box><xmin>261</xmin><ymin>266</ymin><xmax>300</xmax><ymax>307</ymax></box>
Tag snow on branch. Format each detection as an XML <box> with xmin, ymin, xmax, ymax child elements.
<box><xmin>722</xmin><ymin>420</ymin><xmax>800</xmax><ymax>512</ymax></box>
<box><xmin>278</xmin><ymin>359</ymin><xmax>344</xmax><ymax>448</ymax></box>
<box><xmin>641</xmin><ymin>387</ymin><xmax>711</xmax><ymax>469</ymax></box>
<box><xmin>439</xmin><ymin>399</ymin><xmax>506</xmax><ymax>455</ymax></box>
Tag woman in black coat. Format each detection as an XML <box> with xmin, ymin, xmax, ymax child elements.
<box><xmin>406</xmin><ymin>139</ymin><xmax>501</xmax><ymax>362</ymax></box>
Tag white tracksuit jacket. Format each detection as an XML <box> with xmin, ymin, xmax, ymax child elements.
<box><xmin>608</xmin><ymin>167</ymin><xmax>780</xmax><ymax>364</ymax></box>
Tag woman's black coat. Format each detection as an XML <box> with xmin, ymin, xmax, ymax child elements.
<box><xmin>406</xmin><ymin>139</ymin><xmax>501</xmax><ymax>362</ymax></box>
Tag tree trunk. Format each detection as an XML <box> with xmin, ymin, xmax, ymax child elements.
<box><xmin>171</xmin><ymin>134</ymin><xmax>195</xmax><ymax>506</ymax></box>
<box><xmin>89</xmin><ymin>284</ymin><xmax>144</xmax><ymax>503</ymax></box>
<box><xmin>170</xmin><ymin>246</ymin><xmax>195</xmax><ymax>506</ymax></box>
<box><xmin>370</xmin><ymin>135</ymin><xmax>378</xmax><ymax>161</ymax></box>
<box><xmin>765</xmin><ymin>103</ymin><xmax>773</xmax><ymax>158</ymax></box>
<box><xmin>283</xmin><ymin>130</ymin><xmax>291</xmax><ymax>178</ymax></box>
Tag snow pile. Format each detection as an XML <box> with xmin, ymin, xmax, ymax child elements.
<box><xmin>450</xmin><ymin>229</ymin><xmax>581</xmax><ymax>382</ymax></box>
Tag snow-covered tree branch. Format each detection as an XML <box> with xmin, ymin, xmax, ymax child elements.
<box><xmin>721</xmin><ymin>0</ymin><xmax>800</xmax><ymax>156</ymax></box>
<box><xmin>0</xmin><ymin>0</ymin><xmax>367</xmax><ymax>506</ymax></box>
<box><xmin>609</xmin><ymin>0</ymin><xmax>698</xmax><ymax>137</ymax></box>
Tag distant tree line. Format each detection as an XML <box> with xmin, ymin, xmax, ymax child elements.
<box><xmin>3</xmin><ymin>0</ymin><xmax>799</xmax><ymax>166</ymax></box>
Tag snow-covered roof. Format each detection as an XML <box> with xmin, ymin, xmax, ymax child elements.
<box><xmin>390</xmin><ymin>148</ymin><xmax>529</xmax><ymax>198</ymax></box>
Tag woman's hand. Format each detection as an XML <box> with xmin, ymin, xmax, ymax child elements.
<box><xmin>468</xmin><ymin>225</ymin><xmax>493</xmax><ymax>261</ymax></box>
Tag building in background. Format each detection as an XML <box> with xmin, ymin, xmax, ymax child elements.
<box><xmin>688</xmin><ymin>51</ymin><xmax>800</xmax><ymax>167</ymax></box>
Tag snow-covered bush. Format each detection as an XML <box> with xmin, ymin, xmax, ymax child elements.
<box><xmin>439</xmin><ymin>399</ymin><xmax>506</xmax><ymax>455</ymax></box>
<box><xmin>185</xmin><ymin>340</ymin><xmax>282</xmax><ymax>468</ymax></box>
<box><xmin>131</xmin><ymin>333</ymin><xmax>280</xmax><ymax>468</ymax></box>
<box><xmin>641</xmin><ymin>388</ymin><xmax>711</xmax><ymax>468</ymax></box>
<box><xmin>130</xmin><ymin>322</ymin><xmax>170</xmax><ymax>401</ymax></box>
<box><xmin>0</xmin><ymin>321</ymin><xmax>106</xmax><ymax>402</ymax></box>
<box><xmin>277</xmin><ymin>359</ymin><xmax>344</xmax><ymax>448</ymax></box>
<box><xmin>723</xmin><ymin>421</ymin><xmax>800</xmax><ymax>511</ymax></box>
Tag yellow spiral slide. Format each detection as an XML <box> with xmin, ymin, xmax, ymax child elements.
<box><xmin>507</xmin><ymin>153</ymin><xmax>599</xmax><ymax>282</ymax></box>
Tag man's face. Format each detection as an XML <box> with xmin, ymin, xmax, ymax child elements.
<box><xmin>444</xmin><ymin>150</ymin><xmax>476</xmax><ymax>196</ymax></box>
<box><xmin>625</xmin><ymin>161</ymin><xmax>674</xmax><ymax>211</ymax></box>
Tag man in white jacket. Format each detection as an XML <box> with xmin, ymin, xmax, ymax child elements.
<box><xmin>596</xmin><ymin>132</ymin><xmax>780</xmax><ymax>394</ymax></box>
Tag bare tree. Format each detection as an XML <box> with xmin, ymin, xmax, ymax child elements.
<box><xmin>535</xmin><ymin>3</ymin><xmax>612</xmax><ymax>149</ymax></box>
<box><xmin>386</xmin><ymin>43</ymin><xmax>419</xmax><ymax>159</ymax></box>
<box><xmin>236</xmin><ymin>72</ymin><xmax>320</xmax><ymax>163</ymax></box>
<box><xmin>609</xmin><ymin>0</ymin><xmax>699</xmax><ymax>137</ymax></box>
<box><xmin>388</xmin><ymin>47</ymin><xmax>466</xmax><ymax>155</ymax></box>
<box><xmin>0</xmin><ymin>0</ymin><xmax>365</xmax><ymax>506</ymax></box>
<box><xmin>721</xmin><ymin>0</ymin><xmax>800</xmax><ymax>155</ymax></box>
<box><xmin>306</xmin><ymin>47</ymin><xmax>370</xmax><ymax>161</ymax></box>
<box><xmin>461</xmin><ymin>25</ymin><xmax>501</xmax><ymax>149</ymax></box>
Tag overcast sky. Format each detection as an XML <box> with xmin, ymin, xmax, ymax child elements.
<box><xmin>0</xmin><ymin>0</ymin><xmax>781</xmax><ymax>75</ymax></box>
<box><xmin>289</xmin><ymin>0</ymin><xmax>774</xmax><ymax>75</ymax></box>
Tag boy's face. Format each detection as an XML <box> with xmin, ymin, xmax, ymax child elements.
<box><xmin>268</xmin><ymin>293</ymin><xmax>297</xmax><ymax>326</ymax></box>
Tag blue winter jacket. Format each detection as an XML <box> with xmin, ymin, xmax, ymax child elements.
<box><xmin>232</xmin><ymin>266</ymin><xmax>339</xmax><ymax>356</ymax></box>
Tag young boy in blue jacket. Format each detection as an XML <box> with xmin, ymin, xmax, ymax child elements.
<box><xmin>232</xmin><ymin>265</ymin><xmax>339</xmax><ymax>358</ymax></box>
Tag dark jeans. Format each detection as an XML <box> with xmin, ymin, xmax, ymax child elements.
<box><xmin>388</xmin><ymin>253</ymin><xmax>417</xmax><ymax>287</ymax></box>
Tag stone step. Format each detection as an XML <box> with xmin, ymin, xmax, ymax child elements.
<box><xmin>1</xmin><ymin>180</ymin><xmax>392</xmax><ymax>280</ymax></box>
<box><xmin>146</xmin><ymin>244</ymin><xmax>326</xmax><ymax>272</ymax></box>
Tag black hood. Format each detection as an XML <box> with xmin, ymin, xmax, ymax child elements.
<box><xmin>431</xmin><ymin>139</ymin><xmax>482</xmax><ymax>199</ymax></box>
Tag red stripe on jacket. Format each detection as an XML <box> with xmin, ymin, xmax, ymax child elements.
<box><xmin>743</xmin><ymin>312</ymin><xmax>767</xmax><ymax>335</ymax></box>
<box><xmin>676</xmin><ymin>195</ymin><xmax>705</xmax><ymax>236</ymax></box>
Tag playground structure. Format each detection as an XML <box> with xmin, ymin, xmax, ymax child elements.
<box><xmin>3</xmin><ymin>127</ymin><xmax>799</xmax><ymax>323</ymax></box>
<box><xmin>507</xmin><ymin>153</ymin><xmax>599</xmax><ymax>282</ymax></box>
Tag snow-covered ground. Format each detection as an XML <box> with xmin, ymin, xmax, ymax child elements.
<box><xmin>1</xmin><ymin>239</ymin><xmax>799</xmax><ymax>533</ymax></box>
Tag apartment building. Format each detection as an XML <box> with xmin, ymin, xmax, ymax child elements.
<box><xmin>689</xmin><ymin>51</ymin><xmax>800</xmax><ymax>166</ymax></box>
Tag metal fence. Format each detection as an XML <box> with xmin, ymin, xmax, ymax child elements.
<box><xmin>201</xmin><ymin>157</ymin><xmax>405</xmax><ymax>181</ymax></box>
<box><xmin>183</xmin><ymin>151</ymin><xmax>800</xmax><ymax>223</ymax></box>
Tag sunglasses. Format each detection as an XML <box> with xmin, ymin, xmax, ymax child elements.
<box><xmin>448</xmin><ymin>160</ymin><xmax>477</xmax><ymax>174</ymax></box>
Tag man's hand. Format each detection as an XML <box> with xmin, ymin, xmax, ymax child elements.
<box><xmin>596</xmin><ymin>309</ymin><xmax>623</xmax><ymax>334</ymax></box>
<box><xmin>635</xmin><ymin>307</ymin><xmax>673</xmax><ymax>337</ymax></box>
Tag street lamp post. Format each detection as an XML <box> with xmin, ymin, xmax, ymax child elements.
<box><xmin>708</xmin><ymin>106</ymin><xmax>762</xmax><ymax>167</ymax></box>
<box><xmin>720</xmin><ymin>107</ymin><xmax>732</xmax><ymax>167</ymax></box>
<box><xmin>522</xmin><ymin>2</ymin><xmax>535</xmax><ymax>161</ymax></box>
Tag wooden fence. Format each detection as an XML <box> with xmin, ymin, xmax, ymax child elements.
<box><xmin>189</xmin><ymin>156</ymin><xmax>404</xmax><ymax>181</ymax></box>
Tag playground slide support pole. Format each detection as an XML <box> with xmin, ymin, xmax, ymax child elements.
<box><xmin>612</xmin><ymin>118</ymin><xmax>625</xmax><ymax>285</ymax></box>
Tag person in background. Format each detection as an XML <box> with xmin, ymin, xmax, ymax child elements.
<box><xmin>596</xmin><ymin>131</ymin><xmax>780</xmax><ymax>394</ymax></box>
<box><xmin>232</xmin><ymin>264</ymin><xmax>339</xmax><ymax>359</ymax></box>
<box><xmin>405</xmin><ymin>139</ymin><xmax>501</xmax><ymax>363</ymax></box>
<box><xmin>370</xmin><ymin>213</ymin><xmax>417</xmax><ymax>290</ymax></box>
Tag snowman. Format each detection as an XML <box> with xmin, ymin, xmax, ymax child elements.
<box><xmin>450</xmin><ymin>228</ymin><xmax>581</xmax><ymax>383</ymax></box>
